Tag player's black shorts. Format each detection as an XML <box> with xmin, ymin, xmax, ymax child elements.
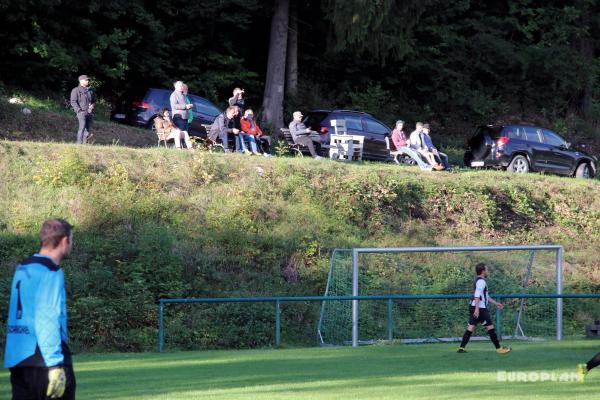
<box><xmin>10</xmin><ymin>365</ymin><xmax>76</xmax><ymax>400</ymax></box>
<box><xmin>468</xmin><ymin>306</ymin><xmax>493</xmax><ymax>326</ymax></box>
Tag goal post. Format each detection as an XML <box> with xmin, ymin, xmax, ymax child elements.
<box><xmin>318</xmin><ymin>245</ymin><xmax>564</xmax><ymax>347</ymax></box>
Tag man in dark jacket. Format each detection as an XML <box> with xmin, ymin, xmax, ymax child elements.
<box><xmin>209</xmin><ymin>106</ymin><xmax>239</xmax><ymax>152</ymax></box>
<box><xmin>70</xmin><ymin>75</ymin><xmax>96</xmax><ymax>144</ymax></box>
<box><xmin>228</xmin><ymin>88</ymin><xmax>245</xmax><ymax>152</ymax></box>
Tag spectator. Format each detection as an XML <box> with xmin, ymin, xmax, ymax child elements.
<box><xmin>241</xmin><ymin>109</ymin><xmax>272</xmax><ymax>156</ymax></box>
<box><xmin>410</xmin><ymin>122</ymin><xmax>443</xmax><ymax>170</ymax></box>
<box><xmin>70</xmin><ymin>74</ymin><xmax>96</xmax><ymax>144</ymax></box>
<box><xmin>391</xmin><ymin>120</ymin><xmax>431</xmax><ymax>170</ymax></box>
<box><xmin>289</xmin><ymin>111</ymin><xmax>322</xmax><ymax>159</ymax></box>
<box><xmin>182</xmin><ymin>83</ymin><xmax>194</xmax><ymax>127</ymax></box>
<box><xmin>422</xmin><ymin>124</ymin><xmax>450</xmax><ymax>170</ymax></box>
<box><xmin>209</xmin><ymin>106</ymin><xmax>239</xmax><ymax>152</ymax></box>
<box><xmin>154</xmin><ymin>108</ymin><xmax>193</xmax><ymax>150</ymax></box>
<box><xmin>229</xmin><ymin>88</ymin><xmax>245</xmax><ymax>152</ymax></box>
<box><xmin>169</xmin><ymin>81</ymin><xmax>193</xmax><ymax>137</ymax></box>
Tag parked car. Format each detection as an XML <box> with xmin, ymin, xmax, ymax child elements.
<box><xmin>464</xmin><ymin>124</ymin><xmax>597</xmax><ymax>178</ymax></box>
<box><xmin>301</xmin><ymin>110</ymin><xmax>393</xmax><ymax>161</ymax></box>
<box><xmin>110</xmin><ymin>88</ymin><xmax>221</xmax><ymax>136</ymax></box>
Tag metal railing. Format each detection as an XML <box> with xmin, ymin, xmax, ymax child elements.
<box><xmin>158</xmin><ymin>292</ymin><xmax>600</xmax><ymax>352</ymax></box>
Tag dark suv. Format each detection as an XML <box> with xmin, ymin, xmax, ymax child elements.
<box><xmin>110</xmin><ymin>88</ymin><xmax>221</xmax><ymax>136</ymax></box>
<box><xmin>303</xmin><ymin>110</ymin><xmax>392</xmax><ymax>161</ymax></box>
<box><xmin>464</xmin><ymin>124</ymin><xmax>597</xmax><ymax>178</ymax></box>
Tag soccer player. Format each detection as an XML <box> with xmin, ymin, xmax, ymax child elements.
<box><xmin>4</xmin><ymin>219</ymin><xmax>76</xmax><ymax>399</ymax></box>
<box><xmin>457</xmin><ymin>263</ymin><xmax>512</xmax><ymax>354</ymax></box>
<box><xmin>577</xmin><ymin>353</ymin><xmax>600</xmax><ymax>382</ymax></box>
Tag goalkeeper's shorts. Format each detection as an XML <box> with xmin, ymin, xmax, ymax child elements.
<box><xmin>468</xmin><ymin>306</ymin><xmax>493</xmax><ymax>326</ymax></box>
<box><xmin>10</xmin><ymin>364</ymin><xmax>76</xmax><ymax>400</ymax></box>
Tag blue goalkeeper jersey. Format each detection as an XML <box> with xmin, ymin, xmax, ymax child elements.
<box><xmin>4</xmin><ymin>254</ymin><xmax>72</xmax><ymax>368</ymax></box>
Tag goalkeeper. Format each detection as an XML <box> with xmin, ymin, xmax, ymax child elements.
<box><xmin>4</xmin><ymin>219</ymin><xmax>76</xmax><ymax>399</ymax></box>
<box><xmin>457</xmin><ymin>263</ymin><xmax>512</xmax><ymax>354</ymax></box>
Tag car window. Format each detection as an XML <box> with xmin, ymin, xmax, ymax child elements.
<box><xmin>304</xmin><ymin>112</ymin><xmax>328</xmax><ymax>129</ymax></box>
<box><xmin>190</xmin><ymin>95</ymin><xmax>220</xmax><ymax>117</ymax></box>
<box><xmin>505</xmin><ymin>127</ymin><xmax>524</xmax><ymax>140</ymax></box>
<box><xmin>542</xmin><ymin>129</ymin><xmax>566</xmax><ymax>147</ymax></box>
<box><xmin>343</xmin><ymin>116</ymin><xmax>363</xmax><ymax>131</ymax></box>
<box><xmin>524</xmin><ymin>127</ymin><xmax>542</xmax><ymax>143</ymax></box>
<box><xmin>363</xmin><ymin>118</ymin><xmax>390</xmax><ymax>135</ymax></box>
<box><xmin>146</xmin><ymin>90</ymin><xmax>170</xmax><ymax>107</ymax></box>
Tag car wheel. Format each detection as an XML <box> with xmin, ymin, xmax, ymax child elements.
<box><xmin>507</xmin><ymin>155</ymin><xmax>529</xmax><ymax>174</ymax></box>
<box><xmin>575</xmin><ymin>162</ymin><xmax>592</xmax><ymax>179</ymax></box>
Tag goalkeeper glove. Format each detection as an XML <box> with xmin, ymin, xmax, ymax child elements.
<box><xmin>47</xmin><ymin>366</ymin><xmax>66</xmax><ymax>399</ymax></box>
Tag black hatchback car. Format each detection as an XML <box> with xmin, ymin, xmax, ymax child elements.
<box><xmin>110</xmin><ymin>88</ymin><xmax>221</xmax><ymax>136</ymax></box>
<box><xmin>464</xmin><ymin>124</ymin><xmax>597</xmax><ymax>178</ymax></box>
<box><xmin>302</xmin><ymin>110</ymin><xmax>392</xmax><ymax>161</ymax></box>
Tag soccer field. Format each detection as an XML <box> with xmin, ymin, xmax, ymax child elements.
<box><xmin>1</xmin><ymin>340</ymin><xmax>598</xmax><ymax>399</ymax></box>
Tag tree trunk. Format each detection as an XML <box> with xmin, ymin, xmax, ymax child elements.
<box><xmin>575</xmin><ymin>37</ymin><xmax>593</xmax><ymax>121</ymax></box>
<box><xmin>262</xmin><ymin>0</ymin><xmax>290</xmax><ymax>135</ymax></box>
<box><xmin>286</xmin><ymin>0</ymin><xmax>298</xmax><ymax>96</ymax></box>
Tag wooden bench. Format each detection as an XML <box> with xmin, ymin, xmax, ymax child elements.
<box><xmin>200</xmin><ymin>123</ymin><xmax>225</xmax><ymax>153</ymax></box>
<box><xmin>280</xmin><ymin>128</ymin><xmax>306</xmax><ymax>157</ymax></box>
<box><xmin>280</xmin><ymin>128</ymin><xmax>334</xmax><ymax>158</ymax></box>
<box><xmin>586</xmin><ymin>324</ymin><xmax>600</xmax><ymax>338</ymax></box>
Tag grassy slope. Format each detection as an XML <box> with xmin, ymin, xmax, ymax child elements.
<box><xmin>0</xmin><ymin>94</ymin><xmax>156</xmax><ymax>147</ymax></box>
<box><xmin>1</xmin><ymin>140</ymin><xmax>600</xmax><ymax>351</ymax></box>
<box><xmin>0</xmin><ymin>341</ymin><xmax>598</xmax><ymax>399</ymax></box>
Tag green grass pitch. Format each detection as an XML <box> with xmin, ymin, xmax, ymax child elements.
<box><xmin>2</xmin><ymin>340</ymin><xmax>599</xmax><ymax>399</ymax></box>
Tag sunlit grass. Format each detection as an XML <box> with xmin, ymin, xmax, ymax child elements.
<box><xmin>1</xmin><ymin>341</ymin><xmax>598</xmax><ymax>399</ymax></box>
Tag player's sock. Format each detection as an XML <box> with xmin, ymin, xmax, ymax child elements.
<box><xmin>587</xmin><ymin>352</ymin><xmax>600</xmax><ymax>371</ymax></box>
<box><xmin>487</xmin><ymin>328</ymin><xmax>500</xmax><ymax>349</ymax></box>
<box><xmin>459</xmin><ymin>330</ymin><xmax>472</xmax><ymax>348</ymax></box>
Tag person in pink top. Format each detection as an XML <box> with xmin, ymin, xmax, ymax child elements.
<box><xmin>391</xmin><ymin>120</ymin><xmax>432</xmax><ymax>170</ymax></box>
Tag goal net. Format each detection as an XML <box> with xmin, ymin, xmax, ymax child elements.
<box><xmin>317</xmin><ymin>245</ymin><xmax>571</xmax><ymax>346</ymax></box>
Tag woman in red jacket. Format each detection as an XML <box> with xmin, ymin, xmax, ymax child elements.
<box><xmin>240</xmin><ymin>109</ymin><xmax>272</xmax><ymax>156</ymax></box>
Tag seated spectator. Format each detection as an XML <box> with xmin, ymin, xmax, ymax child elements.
<box><xmin>409</xmin><ymin>122</ymin><xmax>443</xmax><ymax>170</ymax></box>
<box><xmin>154</xmin><ymin>108</ymin><xmax>193</xmax><ymax>150</ymax></box>
<box><xmin>391</xmin><ymin>120</ymin><xmax>432</xmax><ymax>170</ymax></box>
<box><xmin>209</xmin><ymin>106</ymin><xmax>239</xmax><ymax>152</ymax></box>
<box><xmin>241</xmin><ymin>109</ymin><xmax>272</xmax><ymax>156</ymax></box>
<box><xmin>422</xmin><ymin>124</ymin><xmax>450</xmax><ymax>170</ymax></box>
<box><xmin>289</xmin><ymin>111</ymin><xmax>322</xmax><ymax>159</ymax></box>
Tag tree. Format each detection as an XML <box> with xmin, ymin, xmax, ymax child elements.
<box><xmin>262</xmin><ymin>0</ymin><xmax>289</xmax><ymax>134</ymax></box>
<box><xmin>286</xmin><ymin>0</ymin><xmax>298</xmax><ymax>96</ymax></box>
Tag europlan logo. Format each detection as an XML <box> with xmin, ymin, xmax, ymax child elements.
<box><xmin>497</xmin><ymin>370</ymin><xmax>581</xmax><ymax>383</ymax></box>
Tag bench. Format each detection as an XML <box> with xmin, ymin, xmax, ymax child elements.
<box><xmin>280</xmin><ymin>128</ymin><xmax>307</xmax><ymax>157</ymax></box>
<box><xmin>200</xmin><ymin>123</ymin><xmax>225</xmax><ymax>153</ymax></box>
<box><xmin>586</xmin><ymin>324</ymin><xmax>600</xmax><ymax>338</ymax></box>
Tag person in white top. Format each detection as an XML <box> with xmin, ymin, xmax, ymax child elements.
<box><xmin>409</xmin><ymin>122</ymin><xmax>443</xmax><ymax>170</ymax></box>
<box><xmin>457</xmin><ymin>263</ymin><xmax>512</xmax><ymax>354</ymax></box>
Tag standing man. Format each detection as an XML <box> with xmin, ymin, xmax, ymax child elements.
<box><xmin>182</xmin><ymin>84</ymin><xmax>194</xmax><ymax>128</ymax></box>
<box><xmin>70</xmin><ymin>75</ymin><xmax>96</xmax><ymax>144</ymax></box>
<box><xmin>457</xmin><ymin>263</ymin><xmax>512</xmax><ymax>354</ymax></box>
<box><xmin>4</xmin><ymin>219</ymin><xmax>76</xmax><ymax>399</ymax></box>
<box><xmin>289</xmin><ymin>111</ymin><xmax>322</xmax><ymax>159</ymax></box>
<box><xmin>170</xmin><ymin>81</ymin><xmax>193</xmax><ymax>145</ymax></box>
